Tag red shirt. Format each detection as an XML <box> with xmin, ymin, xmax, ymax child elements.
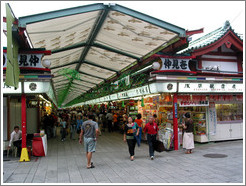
<box><xmin>135</xmin><ymin>119</ymin><xmax>143</xmax><ymax>128</ymax></box>
<box><xmin>144</xmin><ymin>122</ymin><xmax>159</xmax><ymax>135</ymax></box>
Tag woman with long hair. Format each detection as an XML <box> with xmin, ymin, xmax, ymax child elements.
<box><xmin>123</xmin><ymin>116</ymin><xmax>139</xmax><ymax>161</ymax></box>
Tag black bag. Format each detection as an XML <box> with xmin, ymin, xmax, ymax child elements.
<box><xmin>153</xmin><ymin>140</ymin><xmax>165</xmax><ymax>152</ymax></box>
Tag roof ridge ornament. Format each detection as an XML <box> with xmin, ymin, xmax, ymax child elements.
<box><xmin>223</xmin><ymin>20</ymin><xmax>231</xmax><ymax>30</ymax></box>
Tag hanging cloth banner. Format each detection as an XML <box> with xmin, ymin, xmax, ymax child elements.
<box><xmin>5</xmin><ymin>3</ymin><xmax>20</xmax><ymax>89</ymax></box>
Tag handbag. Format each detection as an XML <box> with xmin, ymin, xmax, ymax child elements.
<box><xmin>153</xmin><ymin>140</ymin><xmax>165</xmax><ymax>152</ymax></box>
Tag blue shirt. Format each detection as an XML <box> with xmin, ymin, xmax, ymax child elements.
<box><xmin>77</xmin><ymin>119</ymin><xmax>83</xmax><ymax>130</ymax></box>
<box><xmin>60</xmin><ymin>121</ymin><xmax>66</xmax><ymax>128</ymax></box>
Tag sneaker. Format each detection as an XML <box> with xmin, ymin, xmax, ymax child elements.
<box><xmin>150</xmin><ymin>156</ymin><xmax>154</xmax><ymax>160</ymax></box>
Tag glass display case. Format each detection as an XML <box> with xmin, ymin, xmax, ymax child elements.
<box><xmin>216</xmin><ymin>103</ymin><xmax>243</xmax><ymax>123</ymax></box>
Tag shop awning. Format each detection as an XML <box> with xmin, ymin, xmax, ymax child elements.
<box><xmin>18</xmin><ymin>3</ymin><xmax>187</xmax><ymax>107</ymax></box>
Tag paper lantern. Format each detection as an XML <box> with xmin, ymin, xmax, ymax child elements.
<box><xmin>152</xmin><ymin>62</ymin><xmax>161</xmax><ymax>70</ymax></box>
<box><xmin>141</xmin><ymin>97</ymin><xmax>145</xmax><ymax>107</ymax></box>
<box><xmin>122</xmin><ymin>101</ymin><xmax>125</xmax><ymax>107</ymax></box>
<box><xmin>42</xmin><ymin>59</ymin><xmax>51</xmax><ymax>68</ymax></box>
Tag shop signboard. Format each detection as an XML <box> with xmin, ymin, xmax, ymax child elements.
<box><xmin>103</xmin><ymin>96</ymin><xmax>110</xmax><ymax>102</ymax></box>
<box><xmin>160</xmin><ymin>58</ymin><xmax>191</xmax><ymax>71</ymax></box>
<box><xmin>179</xmin><ymin>100</ymin><xmax>209</xmax><ymax>107</ymax></box>
<box><xmin>99</xmin><ymin>97</ymin><xmax>105</xmax><ymax>102</ymax></box>
<box><xmin>4</xmin><ymin>52</ymin><xmax>45</xmax><ymax>69</ymax></box>
<box><xmin>178</xmin><ymin>83</ymin><xmax>243</xmax><ymax>93</ymax></box>
<box><xmin>208</xmin><ymin>102</ymin><xmax>217</xmax><ymax>135</ymax></box>
<box><xmin>149</xmin><ymin>82</ymin><xmax>177</xmax><ymax>93</ymax></box>
<box><xmin>110</xmin><ymin>94</ymin><xmax>118</xmax><ymax>100</ymax></box>
<box><xmin>118</xmin><ymin>91</ymin><xmax>129</xmax><ymax>99</ymax></box>
<box><xmin>24</xmin><ymin>82</ymin><xmax>50</xmax><ymax>93</ymax></box>
<box><xmin>3</xmin><ymin>82</ymin><xmax>22</xmax><ymax>94</ymax></box>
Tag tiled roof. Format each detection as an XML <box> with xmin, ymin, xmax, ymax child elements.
<box><xmin>178</xmin><ymin>21</ymin><xmax>243</xmax><ymax>54</ymax></box>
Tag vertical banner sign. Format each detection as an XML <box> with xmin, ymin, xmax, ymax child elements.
<box><xmin>5</xmin><ymin>3</ymin><xmax>20</xmax><ymax>89</ymax></box>
<box><xmin>208</xmin><ymin>102</ymin><xmax>217</xmax><ymax>135</ymax></box>
<box><xmin>172</xmin><ymin>93</ymin><xmax>178</xmax><ymax>150</ymax></box>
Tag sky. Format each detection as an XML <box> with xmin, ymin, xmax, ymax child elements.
<box><xmin>1</xmin><ymin>1</ymin><xmax>245</xmax><ymax>47</ymax></box>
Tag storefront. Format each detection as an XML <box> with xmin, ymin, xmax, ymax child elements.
<box><xmin>3</xmin><ymin>80</ymin><xmax>56</xmax><ymax>145</ymax></box>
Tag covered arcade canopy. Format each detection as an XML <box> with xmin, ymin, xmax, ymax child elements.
<box><xmin>17</xmin><ymin>3</ymin><xmax>188</xmax><ymax>107</ymax></box>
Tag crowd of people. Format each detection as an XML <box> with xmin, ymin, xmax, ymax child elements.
<box><xmin>8</xmin><ymin>108</ymin><xmax>194</xmax><ymax>168</ymax></box>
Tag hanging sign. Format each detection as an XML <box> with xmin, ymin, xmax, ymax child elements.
<box><xmin>3</xmin><ymin>52</ymin><xmax>45</xmax><ymax>69</ymax></box>
<box><xmin>160</xmin><ymin>58</ymin><xmax>191</xmax><ymax>71</ymax></box>
<box><xmin>208</xmin><ymin>102</ymin><xmax>217</xmax><ymax>135</ymax></box>
<box><xmin>24</xmin><ymin>82</ymin><xmax>50</xmax><ymax>93</ymax></box>
<box><xmin>149</xmin><ymin>82</ymin><xmax>177</xmax><ymax>93</ymax></box>
<box><xmin>103</xmin><ymin>96</ymin><xmax>110</xmax><ymax>102</ymax></box>
<box><xmin>179</xmin><ymin>83</ymin><xmax>243</xmax><ymax>93</ymax></box>
<box><xmin>3</xmin><ymin>82</ymin><xmax>22</xmax><ymax>94</ymax></box>
<box><xmin>179</xmin><ymin>100</ymin><xmax>209</xmax><ymax>107</ymax></box>
<box><xmin>110</xmin><ymin>94</ymin><xmax>118</xmax><ymax>100</ymax></box>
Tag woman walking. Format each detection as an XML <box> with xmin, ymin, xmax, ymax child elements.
<box><xmin>182</xmin><ymin>112</ymin><xmax>194</xmax><ymax>154</ymax></box>
<box><xmin>70</xmin><ymin>114</ymin><xmax>77</xmax><ymax>140</ymax></box>
<box><xmin>123</xmin><ymin>116</ymin><xmax>139</xmax><ymax>161</ymax></box>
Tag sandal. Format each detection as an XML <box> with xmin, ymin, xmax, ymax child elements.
<box><xmin>185</xmin><ymin>151</ymin><xmax>190</xmax><ymax>154</ymax></box>
<box><xmin>130</xmin><ymin>156</ymin><xmax>134</xmax><ymax>161</ymax></box>
<box><xmin>87</xmin><ymin>164</ymin><xmax>95</xmax><ymax>169</ymax></box>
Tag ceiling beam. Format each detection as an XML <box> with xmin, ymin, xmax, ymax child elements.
<box><xmin>75</xmin><ymin>6</ymin><xmax>110</xmax><ymax>71</ymax></box>
<box><xmin>93</xmin><ymin>43</ymin><xmax>140</xmax><ymax>60</ymax></box>
<box><xmin>51</xmin><ymin>42</ymin><xmax>86</xmax><ymax>54</ymax></box>
<box><xmin>78</xmin><ymin>71</ymin><xmax>106</xmax><ymax>80</ymax></box>
<box><xmin>83</xmin><ymin>60</ymin><xmax>118</xmax><ymax>72</ymax></box>
<box><xmin>18</xmin><ymin>3</ymin><xmax>105</xmax><ymax>27</ymax></box>
<box><xmin>71</xmin><ymin>82</ymin><xmax>92</xmax><ymax>90</ymax></box>
<box><xmin>110</xmin><ymin>4</ymin><xmax>186</xmax><ymax>37</ymax></box>
<box><xmin>50</xmin><ymin>61</ymin><xmax>78</xmax><ymax>70</ymax></box>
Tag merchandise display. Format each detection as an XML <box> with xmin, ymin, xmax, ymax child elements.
<box><xmin>216</xmin><ymin>103</ymin><xmax>243</xmax><ymax>122</ymax></box>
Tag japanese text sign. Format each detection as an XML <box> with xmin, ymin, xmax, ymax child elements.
<box><xmin>160</xmin><ymin>58</ymin><xmax>190</xmax><ymax>71</ymax></box>
<box><xmin>3</xmin><ymin>53</ymin><xmax>44</xmax><ymax>69</ymax></box>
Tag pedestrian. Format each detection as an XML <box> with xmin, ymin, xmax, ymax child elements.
<box><xmin>76</xmin><ymin>115</ymin><xmax>83</xmax><ymax>138</ymax></box>
<box><xmin>153</xmin><ymin>114</ymin><xmax>160</xmax><ymax>126</ymax></box>
<box><xmin>7</xmin><ymin>126</ymin><xmax>22</xmax><ymax>157</ymax></box>
<box><xmin>113</xmin><ymin>111</ymin><xmax>118</xmax><ymax>131</ymax></box>
<box><xmin>182</xmin><ymin>112</ymin><xmax>194</xmax><ymax>154</ymax></box>
<box><xmin>60</xmin><ymin>117</ymin><xmax>67</xmax><ymax>141</ymax></box>
<box><xmin>143</xmin><ymin>116</ymin><xmax>159</xmax><ymax>160</ymax></box>
<box><xmin>123</xmin><ymin>116</ymin><xmax>139</xmax><ymax>161</ymax></box>
<box><xmin>106</xmin><ymin>110</ymin><xmax>113</xmax><ymax>132</ymax></box>
<box><xmin>134</xmin><ymin>113</ymin><xmax>143</xmax><ymax>147</ymax></box>
<box><xmin>70</xmin><ymin>114</ymin><xmax>77</xmax><ymax>140</ymax></box>
<box><xmin>79</xmin><ymin>113</ymin><xmax>99</xmax><ymax>169</ymax></box>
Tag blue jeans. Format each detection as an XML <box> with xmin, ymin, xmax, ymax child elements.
<box><xmin>147</xmin><ymin>134</ymin><xmax>157</xmax><ymax>157</ymax></box>
<box><xmin>135</xmin><ymin>127</ymin><xmax>142</xmax><ymax>147</ymax></box>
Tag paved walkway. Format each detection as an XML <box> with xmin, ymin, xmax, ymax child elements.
<box><xmin>2</xmin><ymin>132</ymin><xmax>244</xmax><ymax>184</ymax></box>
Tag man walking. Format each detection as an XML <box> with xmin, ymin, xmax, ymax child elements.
<box><xmin>144</xmin><ymin>116</ymin><xmax>159</xmax><ymax>160</ymax></box>
<box><xmin>79</xmin><ymin>113</ymin><xmax>99</xmax><ymax>169</ymax></box>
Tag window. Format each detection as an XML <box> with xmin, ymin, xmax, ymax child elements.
<box><xmin>216</xmin><ymin>103</ymin><xmax>243</xmax><ymax>122</ymax></box>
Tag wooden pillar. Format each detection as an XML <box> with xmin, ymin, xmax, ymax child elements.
<box><xmin>172</xmin><ymin>93</ymin><xmax>179</xmax><ymax>150</ymax></box>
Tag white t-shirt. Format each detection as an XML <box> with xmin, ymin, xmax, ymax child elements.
<box><xmin>9</xmin><ymin>130</ymin><xmax>22</xmax><ymax>147</ymax></box>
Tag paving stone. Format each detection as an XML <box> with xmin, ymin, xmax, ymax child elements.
<box><xmin>2</xmin><ymin>133</ymin><xmax>243</xmax><ymax>183</ymax></box>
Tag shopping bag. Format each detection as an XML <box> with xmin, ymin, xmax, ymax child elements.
<box><xmin>153</xmin><ymin>140</ymin><xmax>165</xmax><ymax>152</ymax></box>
